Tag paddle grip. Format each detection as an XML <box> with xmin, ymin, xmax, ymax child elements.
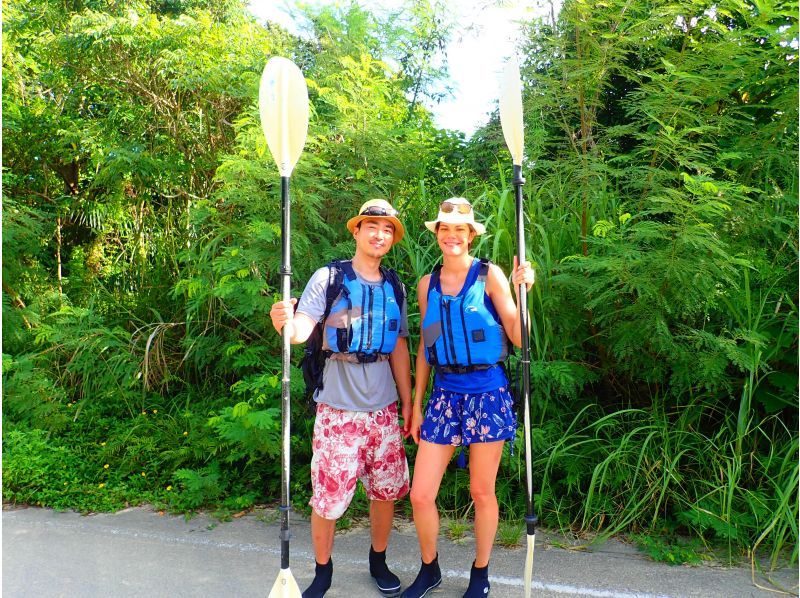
<box><xmin>513</xmin><ymin>165</ymin><xmax>526</xmax><ymax>187</ymax></box>
<box><xmin>525</xmin><ymin>514</ymin><xmax>538</xmax><ymax>535</ymax></box>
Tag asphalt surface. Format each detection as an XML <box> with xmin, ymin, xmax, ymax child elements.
<box><xmin>3</xmin><ymin>506</ymin><xmax>797</xmax><ymax>597</ymax></box>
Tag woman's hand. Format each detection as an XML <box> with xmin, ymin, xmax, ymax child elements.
<box><xmin>511</xmin><ymin>255</ymin><xmax>535</xmax><ymax>294</ymax></box>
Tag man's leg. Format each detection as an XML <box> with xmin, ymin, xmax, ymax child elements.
<box><xmin>365</xmin><ymin>404</ymin><xmax>409</xmax><ymax>597</ymax></box>
<box><xmin>310</xmin><ymin>510</ymin><xmax>336</xmax><ymax>564</ymax></box>
<box><xmin>367</xmin><ymin>499</ymin><xmax>402</xmax><ymax>597</ymax></box>
<box><xmin>305</xmin><ymin>404</ymin><xmax>363</xmax><ymax>597</ymax></box>
<box><xmin>369</xmin><ymin>499</ymin><xmax>394</xmax><ymax>551</ymax></box>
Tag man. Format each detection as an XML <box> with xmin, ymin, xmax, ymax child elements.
<box><xmin>269</xmin><ymin>199</ymin><xmax>412</xmax><ymax>598</ymax></box>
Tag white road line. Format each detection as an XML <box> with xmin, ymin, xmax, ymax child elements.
<box><xmin>480</xmin><ymin>573</ymin><xmax>674</xmax><ymax>598</ymax></box>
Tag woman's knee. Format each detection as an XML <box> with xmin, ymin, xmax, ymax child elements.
<box><xmin>409</xmin><ymin>484</ymin><xmax>437</xmax><ymax>510</ymax></box>
<box><xmin>469</xmin><ymin>482</ymin><xmax>498</xmax><ymax>508</ymax></box>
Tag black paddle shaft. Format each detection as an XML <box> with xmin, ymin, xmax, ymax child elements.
<box><xmin>280</xmin><ymin>175</ymin><xmax>292</xmax><ymax>570</ymax></box>
<box><xmin>513</xmin><ymin>164</ymin><xmax>538</xmax><ymax>536</ymax></box>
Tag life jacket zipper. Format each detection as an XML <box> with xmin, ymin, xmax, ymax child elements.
<box><xmin>357</xmin><ymin>284</ymin><xmax>367</xmax><ymax>352</ymax></box>
<box><xmin>438</xmin><ymin>297</ymin><xmax>449</xmax><ymax>365</ymax></box>
<box><xmin>366</xmin><ymin>285</ymin><xmax>375</xmax><ymax>350</ymax></box>
<box><xmin>445</xmin><ymin>300</ymin><xmax>457</xmax><ymax>363</ymax></box>
<box><xmin>459</xmin><ymin>298</ymin><xmax>472</xmax><ymax>365</ymax></box>
<box><xmin>376</xmin><ymin>284</ymin><xmax>386</xmax><ymax>354</ymax></box>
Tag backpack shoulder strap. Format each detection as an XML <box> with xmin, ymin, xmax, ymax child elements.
<box><xmin>380</xmin><ymin>266</ymin><xmax>406</xmax><ymax>305</ymax></box>
<box><xmin>337</xmin><ymin>259</ymin><xmax>357</xmax><ymax>282</ymax></box>
<box><xmin>323</xmin><ymin>261</ymin><xmax>346</xmax><ymax>321</ymax></box>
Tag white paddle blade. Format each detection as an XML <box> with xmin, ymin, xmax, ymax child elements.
<box><xmin>524</xmin><ymin>532</ymin><xmax>535</xmax><ymax>598</ymax></box>
<box><xmin>259</xmin><ymin>57</ymin><xmax>309</xmax><ymax>177</ymax></box>
<box><xmin>499</xmin><ymin>57</ymin><xmax>525</xmax><ymax>166</ymax></box>
<box><xmin>268</xmin><ymin>567</ymin><xmax>302</xmax><ymax>598</ymax></box>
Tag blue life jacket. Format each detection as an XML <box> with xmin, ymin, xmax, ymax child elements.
<box><xmin>323</xmin><ymin>260</ymin><xmax>403</xmax><ymax>362</ymax></box>
<box><xmin>422</xmin><ymin>258</ymin><xmax>508</xmax><ymax>370</ymax></box>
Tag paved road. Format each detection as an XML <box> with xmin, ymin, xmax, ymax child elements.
<box><xmin>3</xmin><ymin>507</ymin><xmax>797</xmax><ymax>597</ymax></box>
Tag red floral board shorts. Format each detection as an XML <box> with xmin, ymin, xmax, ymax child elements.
<box><xmin>310</xmin><ymin>402</ymin><xmax>410</xmax><ymax>520</ymax></box>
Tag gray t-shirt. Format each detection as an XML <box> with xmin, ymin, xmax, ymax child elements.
<box><xmin>296</xmin><ymin>265</ymin><xmax>409</xmax><ymax>412</ymax></box>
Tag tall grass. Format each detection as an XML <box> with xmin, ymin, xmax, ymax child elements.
<box><xmin>488</xmin><ymin>394</ymin><xmax>799</xmax><ymax>568</ymax></box>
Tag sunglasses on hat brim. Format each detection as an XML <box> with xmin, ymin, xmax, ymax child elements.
<box><xmin>360</xmin><ymin>206</ymin><xmax>398</xmax><ymax>217</ymax></box>
<box><xmin>439</xmin><ymin>201</ymin><xmax>473</xmax><ymax>214</ymax></box>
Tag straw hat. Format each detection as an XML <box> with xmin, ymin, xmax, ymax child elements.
<box><xmin>346</xmin><ymin>199</ymin><xmax>405</xmax><ymax>244</ymax></box>
<box><xmin>424</xmin><ymin>197</ymin><xmax>486</xmax><ymax>235</ymax></box>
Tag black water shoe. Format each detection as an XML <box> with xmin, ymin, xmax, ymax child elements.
<box><xmin>462</xmin><ymin>561</ymin><xmax>490</xmax><ymax>597</ymax></box>
<box><xmin>369</xmin><ymin>546</ymin><xmax>402</xmax><ymax>597</ymax></box>
<box><xmin>302</xmin><ymin>558</ymin><xmax>332</xmax><ymax>598</ymax></box>
<box><xmin>400</xmin><ymin>554</ymin><xmax>441</xmax><ymax>598</ymax></box>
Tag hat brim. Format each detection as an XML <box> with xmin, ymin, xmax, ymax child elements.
<box><xmin>347</xmin><ymin>214</ymin><xmax>405</xmax><ymax>244</ymax></box>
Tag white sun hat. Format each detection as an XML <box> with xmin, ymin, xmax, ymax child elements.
<box><xmin>424</xmin><ymin>197</ymin><xmax>486</xmax><ymax>235</ymax></box>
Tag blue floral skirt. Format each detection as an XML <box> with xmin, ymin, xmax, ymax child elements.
<box><xmin>420</xmin><ymin>386</ymin><xmax>517</xmax><ymax>446</ymax></box>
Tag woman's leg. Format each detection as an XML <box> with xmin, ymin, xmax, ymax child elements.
<box><xmin>408</xmin><ymin>440</ymin><xmax>455</xmax><ymax>562</ymax></box>
<box><xmin>468</xmin><ymin>440</ymin><xmax>505</xmax><ymax>567</ymax></box>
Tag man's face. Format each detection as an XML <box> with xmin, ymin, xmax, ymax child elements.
<box><xmin>354</xmin><ymin>218</ymin><xmax>395</xmax><ymax>259</ymax></box>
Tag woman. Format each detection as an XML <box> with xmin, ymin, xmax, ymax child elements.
<box><xmin>402</xmin><ymin>197</ymin><xmax>534</xmax><ymax>598</ymax></box>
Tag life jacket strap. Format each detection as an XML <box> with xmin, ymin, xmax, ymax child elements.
<box><xmin>326</xmin><ymin>351</ymin><xmax>392</xmax><ymax>364</ymax></box>
<box><xmin>435</xmin><ymin>363</ymin><xmax>497</xmax><ymax>374</ymax></box>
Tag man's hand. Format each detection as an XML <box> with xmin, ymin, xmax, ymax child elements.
<box><xmin>269</xmin><ymin>298</ymin><xmax>297</xmax><ymax>335</ymax></box>
<box><xmin>400</xmin><ymin>401</ymin><xmax>412</xmax><ymax>439</ymax></box>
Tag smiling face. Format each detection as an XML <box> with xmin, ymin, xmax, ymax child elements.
<box><xmin>354</xmin><ymin>218</ymin><xmax>395</xmax><ymax>259</ymax></box>
<box><xmin>436</xmin><ymin>222</ymin><xmax>476</xmax><ymax>257</ymax></box>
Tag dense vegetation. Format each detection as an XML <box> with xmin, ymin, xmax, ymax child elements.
<box><xmin>3</xmin><ymin>0</ymin><xmax>797</xmax><ymax>572</ymax></box>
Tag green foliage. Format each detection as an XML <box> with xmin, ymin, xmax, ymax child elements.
<box><xmin>445</xmin><ymin>518</ymin><xmax>470</xmax><ymax>542</ymax></box>
<box><xmin>496</xmin><ymin>520</ymin><xmax>524</xmax><ymax>547</ymax></box>
<box><xmin>208</xmin><ymin>402</ymin><xmax>281</xmax><ymax>461</ymax></box>
<box><xmin>3</xmin><ymin>425</ymin><xmax>146</xmax><ymax>512</ymax></box>
<box><xmin>631</xmin><ymin>533</ymin><xmax>704</xmax><ymax>566</ymax></box>
<box><xmin>172</xmin><ymin>464</ymin><xmax>225</xmax><ymax>510</ymax></box>
<box><xmin>487</xmin><ymin>0</ymin><xmax>797</xmax><ymax>564</ymax></box>
<box><xmin>2</xmin><ymin>0</ymin><xmax>797</xmax><ymax>570</ymax></box>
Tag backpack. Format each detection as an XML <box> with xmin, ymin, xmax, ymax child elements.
<box><xmin>299</xmin><ymin>260</ymin><xmax>406</xmax><ymax>401</ymax></box>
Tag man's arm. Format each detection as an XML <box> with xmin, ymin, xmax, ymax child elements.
<box><xmin>269</xmin><ymin>298</ymin><xmax>317</xmax><ymax>344</ymax></box>
<box><xmin>269</xmin><ymin>266</ymin><xmax>331</xmax><ymax>344</ymax></box>
<box><xmin>389</xmin><ymin>336</ymin><xmax>412</xmax><ymax>437</ymax></box>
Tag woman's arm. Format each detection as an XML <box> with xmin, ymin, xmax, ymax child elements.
<box><xmin>410</xmin><ymin>274</ymin><xmax>432</xmax><ymax>444</ymax></box>
<box><xmin>485</xmin><ymin>258</ymin><xmax>534</xmax><ymax>348</ymax></box>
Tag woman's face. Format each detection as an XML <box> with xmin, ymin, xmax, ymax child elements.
<box><xmin>436</xmin><ymin>222</ymin><xmax>476</xmax><ymax>257</ymax></box>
